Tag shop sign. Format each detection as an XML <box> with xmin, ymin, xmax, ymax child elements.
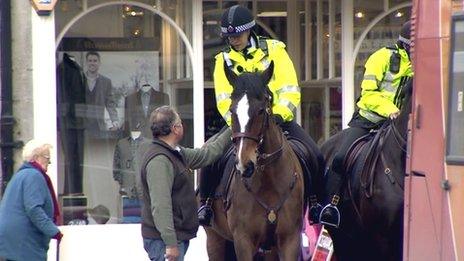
<box><xmin>31</xmin><ymin>0</ymin><xmax>58</xmax><ymax>16</ymax></box>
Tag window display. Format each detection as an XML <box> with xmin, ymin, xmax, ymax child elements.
<box><xmin>56</xmin><ymin>37</ymin><xmax>170</xmax><ymax>225</ymax></box>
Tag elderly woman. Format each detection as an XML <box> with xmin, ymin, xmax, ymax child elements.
<box><xmin>0</xmin><ymin>140</ymin><xmax>62</xmax><ymax>261</ymax></box>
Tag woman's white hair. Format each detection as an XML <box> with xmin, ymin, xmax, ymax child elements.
<box><xmin>22</xmin><ymin>139</ymin><xmax>52</xmax><ymax>162</ymax></box>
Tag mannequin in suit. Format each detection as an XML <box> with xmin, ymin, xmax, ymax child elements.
<box><xmin>113</xmin><ymin>130</ymin><xmax>149</xmax><ymax>199</ymax></box>
<box><xmin>57</xmin><ymin>53</ymin><xmax>86</xmax><ymax>194</ymax></box>
<box><xmin>124</xmin><ymin>74</ymin><xmax>169</xmax><ymax>138</ymax></box>
<box><xmin>113</xmin><ymin>130</ymin><xmax>149</xmax><ymax>223</ymax></box>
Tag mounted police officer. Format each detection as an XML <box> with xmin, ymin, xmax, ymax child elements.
<box><xmin>197</xmin><ymin>5</ymin><xmax>325</xmax><ymax>226</ymax></box>
<box><xmin>319</xmin><ymin>21</ymin><xmax>414</xmax><ymax>228</ymax></box>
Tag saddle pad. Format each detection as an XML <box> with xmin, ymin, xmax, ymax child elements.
<box><xmin>214</xmin><ymin>146</ymin><xmax>236</xmax><ymax>199</ymax></box>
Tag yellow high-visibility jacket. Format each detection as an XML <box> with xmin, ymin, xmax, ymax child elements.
<box><xmin>213</xmin><ymin>36</ymin><xmax>300</xmax><ymax>126</ymax></box>
<box><xmin>357</xmin><ymin>45</ymin><xmax>413</xmax><ymax>123</ymax></box>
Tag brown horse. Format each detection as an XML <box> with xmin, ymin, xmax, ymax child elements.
<box><xmin>203</xmin><ymin>62</ymin><xmax>305</xmax><ymax>261</ymax></box>
<box><xmin>320</xmin><ymin>78</ymin><xmax>413</xmax><ymax>261</ymax></box>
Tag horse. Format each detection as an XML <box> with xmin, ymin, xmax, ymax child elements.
<box><xmin>202</xmin><ymin>62</ymin><xmax>306</xmax><ymax>261</ymax></box>
<box><xmin>320</xmin><ymin>78</ymin><xmax>413</xmax><ymax>261</ymax></box>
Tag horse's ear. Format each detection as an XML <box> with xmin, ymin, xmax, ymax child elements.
<box><xmin>262</xmin><ymin>61</ymin><xmax>274</xmax><ymax>85</ymax></box>
<box><xmin>223</xmin><ymin>61</ymin><xmax>237</xmax><ymax>85</ymax></box>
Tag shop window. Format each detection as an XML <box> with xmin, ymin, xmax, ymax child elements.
<box><xmin>55</xmin><ymin>2</ymin><xmax>193</xmax><ymax>225</ymax></box>
<box><xmin>203</xmin><ymin>1</ymin><xmax>224</xmax><ymax>82</ymax></box>
<box><xmin>301</xmin><ymin>85</ymin><xmax>342</xmax><ymax>144</ymax></box>
<box><xmin>309</xmin><ymin>0</ymin><xmax>317</xmax><ymax>80</ymax></box>
<box><xmin>446</xmin><ymin>14</ymin><xmax>464</xmax><ymax>165</ymax></box>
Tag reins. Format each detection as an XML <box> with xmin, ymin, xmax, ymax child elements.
<box><xmin>378</xmin><ymin>119</ymin><xmax>408</xmax><ymax>191</ymax></box>
<box><xmin>389</xmin><ymin>119</ymin><xmax>407</xmax><ymax>153</ymax></box>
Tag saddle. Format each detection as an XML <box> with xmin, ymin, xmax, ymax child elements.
<box><xmin>343</xmin><ymin>124</ymin><xmax>391</xmax><ymax>199</ymax></box>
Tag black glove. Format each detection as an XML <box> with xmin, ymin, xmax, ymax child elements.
<box><xmin>53</xmin><ymin>231</ymin><xmax>63</xmax><ymax>241</ymax></box>
<box><xmin>273</xmin><ymin>115</ymin><xmax>284</xmax><ymax>126</ymax></box>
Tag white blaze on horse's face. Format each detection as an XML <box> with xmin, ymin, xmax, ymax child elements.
<box><xmin>236</xmin><ymin>94</ymin><xmax>251</xmax><ymax>173</ymax></box>
<box><xmin>237</xmin><ymin>94</ymin><xmax>249</xmax><ymax>133</ymax></box>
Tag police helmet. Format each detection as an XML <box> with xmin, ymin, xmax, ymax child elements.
<box><xmin>220</xmin><ymin>5</ymin><xmax>255</xmax><ymax>37</ymax></box>
<box><xmin>398</xmin><ymin>21</ymin><xmax>411</xmax><ymax>46</ymax></box>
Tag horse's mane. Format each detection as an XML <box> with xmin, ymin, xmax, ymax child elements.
<box><xmin>230</xmin><ymin>72</ymin><xmax>270</xmax><ymax>101</ymax></box>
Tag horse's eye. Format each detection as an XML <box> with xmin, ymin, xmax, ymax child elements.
<box><xmin>258</xmin><ymin>108</ymin><xmax>265</xmax><ymax>115</ymax></box>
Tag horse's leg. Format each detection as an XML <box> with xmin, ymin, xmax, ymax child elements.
<box><xmin>277</xmin><ymin>232</ymin><xmax>301</xmax><ymax>261</ymax></box>
<box><xmin>205</xmin><ymin>227</ymin><xmax>228</xmax><ymax>261</ymax></box>
<box><xmin>372</xmin><ymin>231</ymin><xmax>402</xmax><ymax>261</ymax></box>
<box><xmin>233</xmin><ymin>235</ymin><xmax>256</xmax><ymax>261</ymax></box>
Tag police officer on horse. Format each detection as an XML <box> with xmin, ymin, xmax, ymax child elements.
<box><xmin>319</xmin><ymin>21</ymin><xmax>414</xmax><ymax>228</ymax></box>
<box><xmin>197</xmin><ymin>5</ymin><xmax>325</xmax><ymax>226</ymax></box>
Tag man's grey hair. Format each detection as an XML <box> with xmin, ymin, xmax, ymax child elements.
<box><xmin>150</xmin><ymin>106</ymin><xmax>180</xmax><ymax>138</ymax></box>
<box><xmin>22</xmin><ymin>139</ymin><xmax>52</xmax><ymax>162</ymax></box>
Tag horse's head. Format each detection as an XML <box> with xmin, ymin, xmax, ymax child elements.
<box><xmin>225</xmin><ymin>61</ymin><xmax>274</xmax><ymax>178</ymax></box>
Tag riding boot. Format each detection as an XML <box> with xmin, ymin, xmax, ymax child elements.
<box><xmin>303</xmin><ymin>165</ymin><xmax>322</xmax><ymax>224</ymax></box>
<box><xmin>319</xmin><ymin>170</ymin><xmax>344</xmax><ymax>228</ymax></box>
<box><xmin>300</xmin><ymin>154</ymin><xmax>322</xmax><ymax>225</ymax></box>
<box><xmin>197</xmin><ymin>163</ymin><xmax>220</xmax><ymax>227</ymax></box>
<box><xmin>197</xmin><ymin>198</ymin><xmax>213</xmax><ymax>226</ymax></box>
<box><xmin>307</xmin><ymin>159</ymin><xmax>324</xmax><ymax>224</ymax></box>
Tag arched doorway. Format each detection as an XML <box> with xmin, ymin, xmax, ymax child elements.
<box><xmin>53</xmin><ymin>1</ymin><xmax>200</xmax><ymax>259</ymax></box>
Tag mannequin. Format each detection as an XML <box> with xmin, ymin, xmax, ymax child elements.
<box><xmin>113</xmin><ymin>132</ymin><xmax>147</xmax><ymax>199</ymax></box>
<box><xmin>113</xmin><ymin>131</ymin><xmax>149</xmax><ymax>223</ymax></box>
<box><xmin>57</xmin><ymin>53</ymin><xmax>86</xmax><ymax>195</ymax></box>
<box><xmin>123</xmin><ymin>74</ymin><xmax>169</xmax><ymax>138</ymax></box>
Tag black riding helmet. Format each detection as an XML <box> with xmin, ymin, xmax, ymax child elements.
<box><xmin>220</xmin><ymin>5</ymin><xmax>255</xmax><ymax>37</ymax></box>
<box><xmin>398</xmin><ymin>21</ymin><xmax>412</xmax><ymax>53</ymax></box>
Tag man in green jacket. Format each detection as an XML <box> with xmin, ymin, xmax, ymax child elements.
<box><xmin>319</xmin><ymin>21</ymin><xmax>414</xmax><ymax>228</ymax></box>
<box><xmin>138</xmin><ymin>105</ymin><xmax>231</xmax><ymax>261</ymax></box>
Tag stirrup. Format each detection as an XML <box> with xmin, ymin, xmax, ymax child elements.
<box><xmin>319</xmin><ymin>204</ymin><xmax>340</xmax><ymax>228</ymax></box>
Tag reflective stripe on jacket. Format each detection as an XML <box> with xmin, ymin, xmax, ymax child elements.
<box><xmin>213</xmin><ymin>36</ymin><xmax>300</xmax><ymax>125</ymax></box>
<box><xmin>357</xmin><ymin>45</ymin><xmax>413</xmax><ymax>123</ymax></box>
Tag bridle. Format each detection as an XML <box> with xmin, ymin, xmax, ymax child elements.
<box><xmin>230</xmin><ymin>107</ymin><xmax>269</xmax><ymax>146</ymax></box>
<box><xmin>230</xmin><ymin>98</ymin><xmax>283</xmax><ymax>171</ymax></box>
<box><xmin>231</xmin><ymin>92</ymin><xmax>270</xmax><ymax>149</ymax></box>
